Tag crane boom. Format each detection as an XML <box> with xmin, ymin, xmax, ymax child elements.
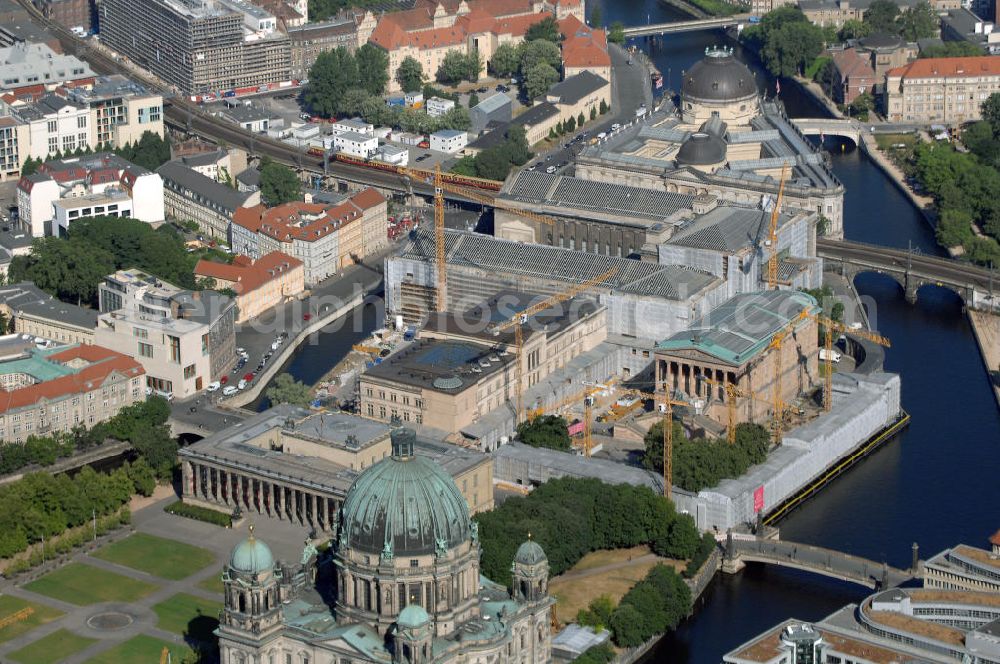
<box><xmin>809</xmin><ymin>313</ymin><xmax>890</xmax><ymax>411</ymax></box>
<box><xmin>632</xmin><ymin>387</ymin><xmax>688</xmax><ymax>500</ymax></box>
<box><xmin>767</xmin><ymin>165</ymin><xmax>789</xmax><ymax>291</ymax></box>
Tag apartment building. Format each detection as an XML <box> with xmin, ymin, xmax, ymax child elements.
<box><xmin>0</xmin><ymin>77</ymin><xmax>164</xmax><ymax>182</ymax></box>
<box><xmin>231</xmin><ymin>187</ymin><xmax>387</xmax><ymax>285</ymax></box>
<box><xmin>98</xmin><ymin>0</ymin><xmax>292</xmax><ymax>95</ymax></box>
<box><xmin>0</xmin><ymin>42</ymin><xmax>94</xmax><ymax>101</ymax></box>
<box><xmin>157</xmin><ymin>159</ymin><xmax>260</xmax><ymax>240</ymax></box>
<box><xmin>369</xmin><ymin>0</ymin><xmax>584</xmax><ymax>93</ymax></box>
<box><xmin>0</xmin><ymin>341</ymin><xmax>145</xmax><ymax>444</ymax></box>
<box><xmin>885</xmin><ymin>55</ymin><xmax>1000</xmax><ymax>123</ymax></box>
<box><xmin>194</xmin><ymin>251</ymin><xmax>305</xmax><ymax>322</ymax></box>
<box><xmin>16</xmin><ymin>152</ymin><xmax>164</xmax><ymax>237</ymax></box>
<box><xmin>94</xmin><ymin>269</ymin><xmax>237</xmax><ymax>398</ymax></box>
<box><xmin>287</xmin><ymin>17</ymin><xmax>358</xmax><ymax>79</ymax></box>
<box><xmin>32</xmin><ymin>0</ymin><xmax>95</xmax><ymax>34</ymax></box>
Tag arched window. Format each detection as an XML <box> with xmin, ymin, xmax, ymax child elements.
<box><xmin>238</xmin><ymin>593</ymin><xmax>246</xmax><ymax>613</ymax></box>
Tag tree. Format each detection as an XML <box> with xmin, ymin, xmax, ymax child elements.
<box><xmin>590</xmin><ymin>106</ymin><xmax>597</xmax><ymax>121</ymax></box>
<box><xmin>515</xmin><ymin>415</ymin><xmax>571</xmax><ymax>450</ymax></box>
<box><xmin>21</xmin><ymin>156</ymin><xmax>40</xmax><ymax>176</ymax></box>
<box><xmin>125</xmin><ymin>458</ymin><xmax>157</xmax><ymax>496</ymax></box>
<box><xmin>356</xmin><ymin>43</ymin><xmax>390</xmax><ymax>95</ymax></box>
<box><xmin>466</xmin><ymin>49</ymin><xmax>484</xmax><ymax>82</ymax></box>
<box><xmin>525</xmin><ymin>15</ymin><xmax>560</xmax><ymax>42</ymax></box>
<box><xmin>259</xmin><ymin>157</ymin><xmax>301</xmax><ymax>206</ymax></box>
<box><xmin>982</xmin><ymin>94</ymin><xmax>1000</xmax><ymax>137</ymax></box>
<box><xmin>863</xmin><ymin>0</ymin><xmax>900</xmax><ymax>33</ymax></box>
<box><xmin>439</xmin><ymin>105</ymin><xmax>471</xmax><ymax>131</ymax></box>
<box><xmin>475</xmin><ymin>146</ymin><xmax>515</xmax><ymax>180</ymax></box>
<box><xmin>599</xmin><ymin>99</ymin><xmax>609</xmax><ymax>114</ymax></box>
<box><xmin>468</xmin><ymin>92</ymin><xmax>480</xmax><ymax>108</ymax></box>
<box><xmin>396</xmin><ymin>56</ymin><xmax>424</xmax><ymax>93</ymax></box>
<box><xmin>524</xmin><ymin>62</ymin><xmax>559</xmax><ymax>99</ymax></box>
<box><xmin>610</xmin><ymin>604</ymin><xmax>646</xmax><ymax>647</ymax></box>
<box><xmin>920</xmin><ymin>41</ymin><xmax>983</xmax><ymax>58</ymax></box>
<box><xmin>129</xmin><ymin>423</ymin><xmax>178</xmax><ymax>480</ymax></box>
<box><xmin>519</xmin><ymin>39</ymin><xmax>562</xmax><ymax>75</ymax></box>
<box><xmin>565</xmin><ymin>115</ymin><xmax>577</xmax><ymax>132</ymax></box>
<box><xmin>838</xmin><ymin>18</ymin><xmax>872</xmax><ymax>40</ymax></box>
<box><xmin>306</xmin><ymin>47</ymin><xmax>359</xmax><ymax>117</ymax></box>
<box><xmin>266</xmin><ymin>373</ymin><xmax>313</xmax><ymax>407</ymax></box>
<box><xmin>896</xmin><ymin>1</ymin><xmax>938</xmax><ymax>41</ymax></box>
<box><xmin>608</xmin><ymin>21</ymin><xmax>625</xmax><ymax>44</ymax></box>
<box><xmin>490</xmin><ymin>43</ymin><xmax>521</xmax><ymax>79</ymax></box>
<box><xmin>589</xmin><ymin>4</ymin><xmax>602</xmax><ymax>27</ymax></box>
<box><xmin>577</xmin><ymin>111</ymin><xmax>586</xmax><ymax>126</ymax></box>
<box><xmin>9</xmin><ymin>237</ymin><xmax>114</xmax><ymax>306</ymax></box>
<box><xmin>847</xmin><ymin>91</ymin><xmax>875</xmax><ymax>121</ymax></box>
<box><xmin>437</xmin><ymin>50</ymin><xmax>472</xmax><ymax>85</ymax></box>
<box><xmin>759</xmin><ymin>19</ymin><xmax>825</xmax><ymax>77</ymax></box>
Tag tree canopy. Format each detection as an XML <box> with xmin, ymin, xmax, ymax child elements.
<box><xmin>524</xmin><ymin>62</ymin><xmax>560</xmax><ymax>99</ymax></box>
<box><xmin>743</xmin><ymin>8</ymin><xmax>826</xmax><ymax>78</ymax></box>
<box><xmin>520</xmin><ymin>39</ymin><xmax>563</xmax><ymax>74</ymax></box>
<box><xmin>489</xmin><ymin>43</ymin><xmax>521</xmax><ymax>79</ymax></box>
<box><xmin>451</xmin><ymin>124</ymin><xmax>531</xmax><ymax>180</ymax></box>
<box><xmin>608</xmin><ymin>21</ymin><xmax>625</xmax><ymax>44</ymax></box>
<box><xmin>643</xmin><ymin>422</ymin><xmax>771</xmax><ymax>493</ymax></box>
<box><xmin>515</xmin><ymin>415</ymin><xmax>571</xmax><ymax>450</ymax></box>
<box><xmin>918</xmin><ymin>41</ymin><xmax>983</xmax><ymax>58</ymax></box>
<box><xmin>396</xmin><ymin>56</ymin><xmax>424</xmax><ymax>93</ymax></box>
<box><xmin>356</xmin><ymin>43</ymin><xmax>390</xmax><ymax>95</ymax></box>
<box><xmin>437</xmin><ymin>50</ymin><xmax>482</xmax><ymax>85</ymax></box>
<box><xmin>266</xmin><ymin>373</ymin><xmax>313</xmax><ymax>407</ymax></box>
<box><xmin>474</xmin><ymin>476</ymin><xmax>700</xmax><ymax>587</ymax></box>
<box><xmin>525</xmin><ymin>15</ymin><xmax>561</xmax><ymax>43</ymax></box>
<box><xmin>583</xmin><ymin>564</ymin><xmax>693</xmax><ymax>647</ymax></box>
<box><xmin>259</xmin><ymin>156</ymin><xmax>301</xmax><ymax>206</ymax></box>
<box><xmin>895</xmin><ymin>1</ymin><xmax>938</xmax><ymax>41</ymax></box>
<box><xmin>305</xmin><ymin>47</ymin><xmax>360</xmax><ymax>117</ymax></box>
<box><xmin>862</xmin><ymin>0</ymin><xmax>900</xmax><ymax>33</ymax></box>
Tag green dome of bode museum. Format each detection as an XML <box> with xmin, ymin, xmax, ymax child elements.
<box><xmin>339</xmin><ymin>428</ymin><xmax>471</xmax><ymax>557</ymax></box>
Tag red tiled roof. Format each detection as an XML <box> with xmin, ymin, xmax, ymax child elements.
<box><xmin>559</xmin><ymin>15</ymin><xmax>609</xmax><ymax>69</ymax></box>
<box><xmin>231</xmin><ymin>188</ymin><xmax>385</xmax><ymax>243</ymax></box>
<box><xmin>0</xmin><ymin>345</ymin><xmax>145</xmax><ymax>415</ymax></box>
<box><xmin>887</xmin><ymin>55</ymin><xmax>1000</xmax><ymax>79</ymax></box>
<box><xmin>195</xmin><ymin>251</ymin><xmax>303</xmax><ymax>295</ymax></box>
<box><xmin>832</xmin><ymin>48</ymin><xmax>875</xmax><ymax>81</ymax></box>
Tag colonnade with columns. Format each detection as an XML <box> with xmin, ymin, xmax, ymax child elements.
<box><xmin>181</xmin><ymin>459</ymin><xmax>340</xmax><ymax>532</ymax></box>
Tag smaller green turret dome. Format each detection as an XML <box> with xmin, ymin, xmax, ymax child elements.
<box><xmin>230</xmin><ymin>526</ymin><xmax>274</xmax><ymax>574</ymax></box>
<box><xmin>515</xmin><ymin>539</ymin><xmax>547</xmax><ymax>565</ymax></box>
<box><xmin>397</xmin><ymin>604</ymin><xmax>430</xmax><ymax>629</ymax></box>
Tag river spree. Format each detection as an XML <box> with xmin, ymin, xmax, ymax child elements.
<box><xmin>594</xmin><ymin>1</ymin><xmax>1000</xmax><ymax>662</ymax></box>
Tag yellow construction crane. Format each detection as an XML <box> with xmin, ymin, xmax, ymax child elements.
<box><xmin>630</xmin><ymin>386</ymin><xmax>688</xmax><ymax>500</ymax></box>
<box><xmin>527</xmin><ymin>379</ymin><xmax>618</xmax><ymax>457</ymax></box>
<box><xmin>397</xmin><ymin>165</ymin><xmax>558</xmax><ymax>313</ymax></box>
<box><xmin>808</xmin><ymin>314</ymin><xmax>890</xmax><ymax>411</ymax></box>
<box><xmin>701</xmin><ymin>377</ymin><xmax>776</xmax><ymax>444</ymax></box>
<box><xmin>491</xmin><ymin>267</ymin><xmax>618</xmax><ymax>425</ymax></box>
<box><xmin>766</xmin><ymin>164</ymin><xmax>789</xmax><ymax>291</ymax></box>
<box><xmin>766</xmin><ymin>308</ymin><xmax>810</xmax><ymax>440</ymax></box>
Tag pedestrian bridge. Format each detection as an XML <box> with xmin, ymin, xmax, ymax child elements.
<box><xmin>623</xmin><ymin>14</ymin><xmax>752</xmax><ymax>37</ymax></box>
<box><xmin>725</xmin><ymin>535</ymin><xmax>915</xmax><ymax>589</ymax></box>
<box><xmin>792</xmin><ymin>118</ymin><xmax>863</xmax><ymax>144</ymax></box>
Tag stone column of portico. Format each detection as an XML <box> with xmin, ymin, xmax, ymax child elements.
<box><xmin>319</xmin><ymin>496</ymin><xmax>329</xmax><ymax>531</ymax></box>
<box><xmin>310</xmin><ymin>494</ymin><xmax>318</xmax><ymax>529</ymax></box>
<box><xmin>278</xmin><ymin>485</ymin><xmax>285</xmax><ymax>520</ymax></box>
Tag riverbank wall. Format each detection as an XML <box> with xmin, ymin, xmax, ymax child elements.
<box><xmin>967</xmin><ymin>310</ymin><xmax>1000</xmax><ymax>409</ymax></box>
<box><xmin>227</xmin><ymin>291</ymin><xmax>367</xmax><ymax>409</ymax></box>
<box><xmin>672</xmin><ymin>371</ymin><xmax>902</xmax><ymax>531</ymax></box>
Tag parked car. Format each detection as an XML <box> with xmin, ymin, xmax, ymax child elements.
<box><xmin>271</xmin><ymin>341</ymin><xmax>279</xmax><ymax>351</ymax></box>
<box><xmin>206</xmin><ymin>381</ymin><xmax>221</xmax><ymax>392</ymax></box>
<box><xmin>546</xmin><ymin>165</ymin><xmax>557</xmax><ymax>174</ymax></box>
<box><xmin>222</xmin><ymin>385</ymin><xmax>238</xmax><ymax>396</ymax></box>
<box><xmin>154</xmin><ymin>389</ymin><xmax>174</xmax><ymax>401</ymax></box>
<box><xmin>238</xmin><ymin>379</ymin><xmax>248</xmax><ymax>390</ymax></box>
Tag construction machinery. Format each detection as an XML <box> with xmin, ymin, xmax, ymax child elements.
<box><xmin>351</xmin><ymin>343</ymin><xmax>382</xmax><ymax>357</ymax></box>
<box><xmin>526</xmin><ymin>379</ymin><xmax>618</xmax><ymax>457</ymax></box>
<box><xmin>490</xmin><ymin>267</ymin><xmax>618</xmax><ymax>425</ymax></box>
<box><xmin>766</xmin><ymin>165</ymin><xmax>789</xmax><ymax>291</ymax></box>
<box><xmin>0</xmin><ymin>606</ymin><xmax>33</xmax><ymax>630</ymax></box>
<box><xmin>396</xmin><ymin>164</ymin><xmax>557</xmax><ymax>313</ymax></box>
<box><xmin>701</xmin><ymin>378</ymin><xmax>776</xmax><ymax>444</ymax></box>
<box><xmin>808</xmin><ymin>314</ymin><xmax>891</xmax><ymax>411</ymax></box>
<box><xmin>628</xmin><ymin>386</ymin><xmax>689</xmax><ymax>500</ymax></box>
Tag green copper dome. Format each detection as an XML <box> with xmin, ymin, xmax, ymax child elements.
<box><xmin>515</xmin><ymin>539</ymin><xmax>547</xmax><ymax>565</ymax></box>
<box><xmin>397</xmin><ymin>604</ymin><xmax>431</xmax><ymax>629</ymax></box>
<box><xmin>340</xmin><ymin>428</ymin><xmax>471</xmax><ymax>557</ymax></box>
<box><xmin>230</xmin><ymin>526</ymin><xmax>275</xmax><ymax>574</ymax></box>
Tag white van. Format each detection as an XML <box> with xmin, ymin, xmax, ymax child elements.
<box><xmin>819</xmin><ymin>349</ymin><xmax>842</xmax><ymax>363</ymax></box>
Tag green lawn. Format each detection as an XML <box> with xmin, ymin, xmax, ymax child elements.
<box><xmin>0</xmin><ymin>595</ymin><xmax>64</xmax><ymax>643</ymax></box>
<box><xmin>152</xmin><ymin>593</ymin><xmax>222</xmax><ymax>643</ymax></box>
<box><xmin>196</xmin><ymin>573</ymin><xmax>224</xmax><ymax>596</ymax></box>
<box><xmin>83</xmin><ymin>634</ymin><xmax>194</xmax><ymax>664</ymax></box>
<box><xmin>7</xmin><ymin>628</ymin><xmax>96</xmax><ymax>664</ymax></box>
<box><xmin>91</xmin><ymin>533</ymin><xmax>215</xmax><ymax>581</ymax></box>
<box><xmin>24</xmin><ymin>564</ymin><xmax>158</xmax><ymax>606</ymax></box>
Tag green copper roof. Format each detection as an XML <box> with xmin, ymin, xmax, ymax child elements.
<box><xmin>229</xmin><ymin>528</ymin><xmax>274</xmax><ymax>574</ymax></box>
<box><xmin>656</xmin><ymin>290</ymin><xmax>820</xmax><ymax>365</ymax></box>
<box><xmin>340</xmin><ymin>428</ymin><xmax>471</xmax><ymax>557</ymax></box>
<box><xmin>397</xmin><ymin>604</ymin><xmax>430</xmax><ymax>629</ymax></box>
<box><xmin>515</xmin><ymin>539</ymin><xmax>547</xmax><ymax>565</ymax></box>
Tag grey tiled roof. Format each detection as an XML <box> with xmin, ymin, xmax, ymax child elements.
<box><xmin>0</xmin><ymin>282</ymin><xmax>97</xmax><ymax>330</ymax></box>
<box><xmin>669</xmin><ymin>207</ymin><xmax>770</xmax><ymax>252</ymax></box>
<box><xmin>503</xmin><ymin>171</ymin><xmax>695</xmax><ymax>221</ymax></box>
<box><xmin>157</xmin><ymin>160</ymin><xmax>254</xmax><ymax>214</ymax></box>
<box><xmin>545</xmin><ymin>71</ymin><xmax>608</xmax><ymax>105</ymax></box>
<box><xmin>400</xmin><ymin>229</ymin><xmax>719</xmax><ymax>301</ymax></box>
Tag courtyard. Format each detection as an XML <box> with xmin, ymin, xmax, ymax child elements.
<box><xmin>0</xmin><ymin>489</ymin><xmax>313</xmax><ymax>663</ymax></box>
